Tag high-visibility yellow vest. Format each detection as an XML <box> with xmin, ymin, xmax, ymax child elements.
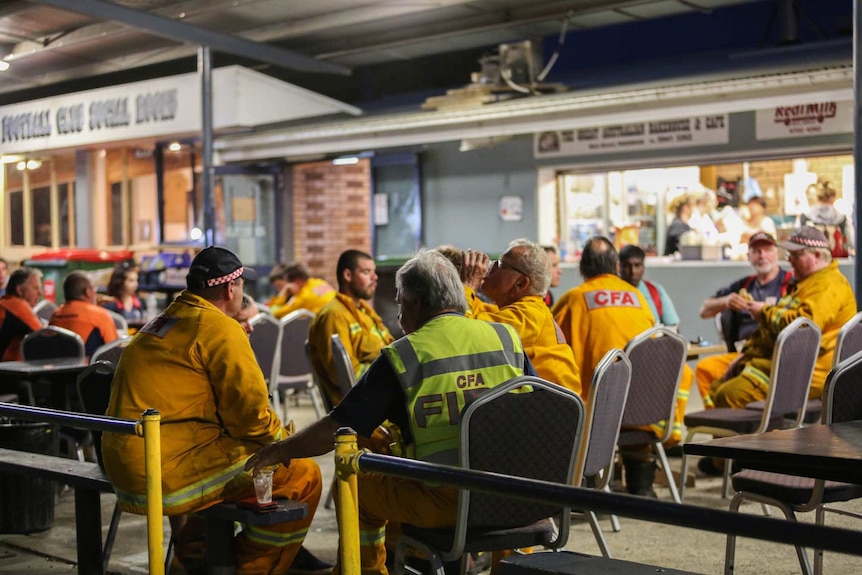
<box><xmin>382</xmin><ymin>314</ymin><xmax>524</xmax><ymax>465</ymax></box>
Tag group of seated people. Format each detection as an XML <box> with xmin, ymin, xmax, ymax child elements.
<box><xmin>0</xmin><ymin>221</ymin><xmax>853</xmax><ymax>574</ymax></box>
<box><xmin>0</xmin><ymin>262</ymin><xmax>148</xmax><ymax>363</ymax></box>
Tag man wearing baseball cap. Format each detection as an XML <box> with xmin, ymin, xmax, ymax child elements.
<box><xmin>709</xmin><ymin>227</ymin><xmax>856</xmax><ymax>410</ymax></box>
<box><xmin>694</xmin><ymin>232</ymin><xmax>793</xmax><ymax>415</ymax></box>
<box><xmin>102</xmin><ymin>246</ymin><xmax>323</xmax><ymax>574</ymax></box>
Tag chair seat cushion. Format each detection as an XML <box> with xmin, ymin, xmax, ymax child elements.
<box><xmin>402</xmin><ymin>519</ymin><xmax>555</xmax><ymax>554</ymax></box>
<box><xmin>745</xmin><ymin>398</ymin><xmax>822</xmax><ymax>424</ymax></box>
<box><xmin>617</xmin><ymin>429</ymin><xmax>655</xmax><ymax>447</ymax></box>
<box><xmin>731</xmin><ymin>469</ymin><xmax>862</xmax><ymax>505</ymax></box>
<box><xmin>684</xmin><ymin>408</ymin><xmax>783</xmax><ymax>434</ymax></box>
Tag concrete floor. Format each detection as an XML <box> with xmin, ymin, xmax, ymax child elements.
<box><xmin>2</xmin><ymin>390</ymin><xmax>861</xmax><ymax>575</ymax></box>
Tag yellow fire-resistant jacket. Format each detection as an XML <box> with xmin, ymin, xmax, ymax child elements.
<box><xmin>271</xmin><ymin>277</ymin><xmax>336</xmax><ymax>319</ymax></box>
<box><xmin>553</xmin><ymin>274</ymin><xmax>655</xmax><ymax>399</ymax></box>
<box><xmin>741</xmin><ymin>260</ymin><xmax>856</xmax><ymax>398</ymax></box>
<box><xmin>307</xmin><ymin>293</ymin><xmax>394</xmax><ymax>406</ymax></box>
<box><xmin>468</xmin><ymin>292</ymin><xmax>581</xmax><ymax>396</ymax></box>
<box><xmin>102</xmin><ymin>291</ymin><xmax>285</xmax><ymax>515</ymax></box>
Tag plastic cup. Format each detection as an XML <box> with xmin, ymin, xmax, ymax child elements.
<box><xmin>253</xmin><ymin>469</ymin><xmax>273</xmax><ymax>504</ymax></box>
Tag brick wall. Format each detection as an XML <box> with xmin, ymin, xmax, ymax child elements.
<box><xmin>291</xmin><ymin>159</ymin><xmax>372</xmax><ymax>285</ymax></box>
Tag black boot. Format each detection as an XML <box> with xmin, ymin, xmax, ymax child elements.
<box><xmin>622</xmin><ymin>454</ymin><xmax>658</xmax><ymax>498</ymax></box>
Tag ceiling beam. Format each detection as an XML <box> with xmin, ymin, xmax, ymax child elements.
<box><xmin>28</xmin><ymin>0</ymin><xmax>350</xmax><ymax>76</ymax></box>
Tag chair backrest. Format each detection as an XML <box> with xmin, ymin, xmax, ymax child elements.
<box><xmin>90</xmin><ymin>336</ymin><xmax>132</xmax><ymax>365</ymax></box>
<box><xmin>106</xmin><ymin>310</ymin><xmax>129</xmax><ymax>335</ymax></box>
<box><xmin>305</xmin><ymin>339</ymin><xmax>334</xmax><ymax>412</ymax></box>
<box><xmin>576</xmin><ymin>349</ymin><xmax>632</xmax><ymax>486</ymax></box>
<box><xmin>621</xmin><ymin>326</ymin><xmax>687</xmax><ymax>442</ymax></box>
<box><xmin>248</xmin><ymin>313</ymin><xmax>283</xmax><ymax>384</ymax></box>
<box><xmin>822</xmin><ymin>349</ymin><xmax>862</xmax><ymax>424</ymax></box>
<box><xmin>278</xmin><ymin>309</ymin><xmax>315</xmax><ymax>380</ymax></box>
<box><xmin>759</xmin><ymin>316</ymin><xmax>821</xmax><ymax>431</ymax></box>
<box><xmin>76</xmin><ymin>360</ymin><xmax>117</xmax><ymax>470</ymax></box>
<box><xmin>456</xmin><ymin>376</ymin><xmax>585</xmax><ymax>555</ymax></box>
<box><xmin>32</xmin><ymin>300</ymin><xmax>57</xmax><ymax>324</ymax></box>
<box><xmin>834</xmin><ymin>311</ymin><xmax>862</xmax><ymax>366</ymax></box>
<box><xmin>21</xmin><ymin>326</ymin><xmax>85</xmax><ymax>361</ymax></box>
<box><xmin>330</xmin><ymin>333</ymin><xmax>356</xmax><ymax>398</ymax></box>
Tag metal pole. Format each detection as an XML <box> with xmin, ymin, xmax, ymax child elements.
<box><xmin>142</xmin><ymin>409</ymin><xmax>164</xmax><ymax>575</ymax></box>
<box><xmin>854</xmin><ymin>0</ymin><xmax>861</xmax><ymax>307</ymax></box>
<box><xmin>334</xmin><ymin>428</ymin><xmax>362</xmax><ymax>575</ymax></box>
<box><xmin>199</xmin><ymin>45</ymin><xmax>215</xmax><ymax>246</ymax></box>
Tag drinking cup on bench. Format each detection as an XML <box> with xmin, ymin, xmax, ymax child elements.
<box><xmin>253</xmin><ymin>469</ymin><xmax>273</xmax><ymax>504</ymax></box>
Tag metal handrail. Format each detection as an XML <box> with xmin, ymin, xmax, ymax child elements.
<box><xmin>333</xmin><ymin>427</ymin><xmax>862</xmax><ymax>575</ymax></box>
<box><xmin>0</xmin><ymin>401</ymin><xmax>164</xmax><ymax>575</ymax></box>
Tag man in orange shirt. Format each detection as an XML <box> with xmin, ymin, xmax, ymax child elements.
<box><xmin>0</xmin><ymin>267</ymin><xmax>44</xmax><ymax>361</ymax></box>
<box><xmin>50</xmin><ymin>271</ymin><xmax>119</xmax><ymax>357</ymax></box>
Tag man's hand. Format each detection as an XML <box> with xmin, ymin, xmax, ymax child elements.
<box><xmin>725</xmin><ymin>293</ymin><xmax>751</xmax><ymax>312</ymax></box>
<box><xmin>460</xmin><ymin>250</ymin><xmax>490</xmax><ymax>291</ymax></box>
<box><xmin>747</xmin><ymin>300</ymin><xmax>766</xmax><ymax>318</ymax></box>
<box><xmin>245</xmin><ymin>442</ymin><xmax>289</xmax><ymax>477</ymax></box>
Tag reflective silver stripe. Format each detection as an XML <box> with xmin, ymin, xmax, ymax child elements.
<box><xmin>489</xmin><ymin>322</ymin><xmax>523</xmax><ymax>369</ymax></box>
<box><xmin>422</xmin><ymin>349</ymin><xmax>520</xmax><ymax>378</ymax></box>
<box><xmin>390</xmin><ymin>337</ymin><xmax>421</xmax><ymax>388</ymax></box>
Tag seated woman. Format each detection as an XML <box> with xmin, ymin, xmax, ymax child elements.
<box><xmin>100</xmin><ymin>263</ymin><xmax>145</xmax><ymax>324</ymax></box>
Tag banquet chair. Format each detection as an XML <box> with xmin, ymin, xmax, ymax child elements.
<box><xmin>90</xmin><ymin>336</ymin><xmax>132</xmax><ymax>365</ymax></box>
<box><xmin>679</xmin><ymin>317</ymin><xmax>821</xmax><ymax>500</ymax></box>
<box><xmin>330</xmin><ymin>333</ymin><xmax>357</xmax><ymax>399</ymax></box>
<box><xmin>76</xmin><ymin>360</ymin><xmax>178</xmax><ymax>574</ymax></box>
<box><xmin>572</xmin><ymin>348</ymin><xmax>631</xmax><ymax>558</ymax></box>
<box><xmin>273</xmin><ymin>309</ymin><xmax>316</xmax><ymax>420</ymax></box>
<box><xmin>724</xmin><ymin>349</ymin><xmax>862</xmax><ymax>575</ymax></box>
<box><xmin>21</xmin><ymin>326</ymin><xmax>85</xmax><ymax>361</ymax></box>
<box><xmin>394</xmin><ymin>376</ymin><xmax>585</xmax><ymax>575</ymax></box>
<box><xmin>746</xmin><ymin>311</ymin><xmax>862</xmax><ymax>425</ymax></box>
<box><xmin>617</xmin><ymin>326</ymin><xmax>688</xmax><ymax>503</ymax></box>
<box><xmin>106</xmin><ymin>310</ymin><xmax>130</xmax><ymax>335</ymax></box>
<box><xmin>32</xmin><ymin>300</ymin><xmax>57</xmax><ymax>326</ymax></box>
<box><xmin>306</xmin><ymin>339</ymin><xmax>339</xmax><ymax>510</ymax></box>
<box><xmin>248</xmin><ymin>312</ymin><xmax>282</xmax><ymax>387</ymax></box>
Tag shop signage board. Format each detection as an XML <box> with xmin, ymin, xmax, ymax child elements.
<box><xmin>534</xmin><ymin>114</ymin><xmax>729</xmax><ymax>158</ymax></box>
<box><xmin>0</xmin><ymin>66</ymin><xmax>359</xmax><ymax>155</ymax></box>
<box><xmin>755</xmin><ymin>100</ymin><xmax>853</xmax><ymax>140</ymax></box>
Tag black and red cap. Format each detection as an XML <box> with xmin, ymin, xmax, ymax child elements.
<box><xmin>186</xmin><ymin>246</ymin><xmax>257</xmax><ymax>290</ymax></box>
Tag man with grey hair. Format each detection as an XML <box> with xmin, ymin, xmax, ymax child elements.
<box><xmin>247</xmin><ymin>249</ymin><xmax>534</xmax><ymax>574</ymax></box>
<box><xmin>461</xmin><ymin>240</ymin><xmax>580</xmax><ymax>395</ymax></box>
<box><xmin>711</xmin><ymin>226</ymin><xmax>856</xmax><ymax>408</ymax></box>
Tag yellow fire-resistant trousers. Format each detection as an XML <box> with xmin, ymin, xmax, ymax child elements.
<box><xmin>226</xmin><ymin>458</ymin><xmax>322</xmax><ymax>575</ymax></box>
<box><xmin>695</xmin><ymin>352</ymin><xmax>739</xmax><ymax>409</ymax></box>
<box><xmin>333</xmin><ymin>471</ymin><xmax>459</xmax><ymax>575</ymax></box>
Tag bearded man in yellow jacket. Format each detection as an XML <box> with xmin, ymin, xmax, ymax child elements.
<box><xmin>103</xmin><ymin>246</ymin><xmax>322</xmax><ymax>575</ymax></box>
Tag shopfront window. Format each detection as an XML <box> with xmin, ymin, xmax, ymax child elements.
<box><xmin>4</xmin><ymin>156</ymin><xmax>76</xmax><ymax>248</ymax></box>
<box><xmin>547</xmin><ymin>153</ymin><xmax>855</xmax><ymax>259</ymax></box>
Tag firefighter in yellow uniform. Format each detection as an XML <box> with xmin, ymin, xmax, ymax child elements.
<box><xmin>268</xmin><ymin>262</ymin><xmax>336</xmax><ymax>318</ymax></box>
<box><xmin>247</xmin><ymin>250</ymin><xmax>533</xmax><ymax>575</ymax></box>
<box><xmin>103</xmin><ymin>247</ymin><xmax>322</xmax><ymax>575</ymax></box>
<box><xmin>461</xmin><ymin>241</ymin><xmax>581</xmax><ymax>395</ymax></box>
<box><xmin>552</xmin><ymin>238</ymin><xmax>655</xmax><ymax>399</ymax></box>
<box><xmin>711</xmin><ymin>228</ymin><xmax>857</xmax><ymax>408</ymax></box>
<box><xmin>552</xmin><ymin>237</ymin><xmax>659</xmax><ymax>496</ymax></box>
<box><xmin>307</xmin><ymin>250</ymin><xmax>393</xmax><ymax>407</ymax></box>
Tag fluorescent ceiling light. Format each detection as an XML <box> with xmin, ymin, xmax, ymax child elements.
<box><xmin>332</xmin><ymin>157</ymin><xmax>359</xmax><ymax>165</ymax></box>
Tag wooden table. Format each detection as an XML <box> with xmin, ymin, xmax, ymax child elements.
<box><xmin>683</xmin><ymin>420</ymin><xmax>862</xmax><ymax>484</ymax></box>
<box><xmin>0</xmin><ymin>358</ymin><xmax>88</xmax><ymax>408</ymax></box>
<box><xmin>686</xmin><ymin>343</ymin><xmax>727</xmax><ymax>361</ymax></box>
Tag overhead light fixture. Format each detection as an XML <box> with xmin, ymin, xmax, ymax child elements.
<box><xmin>27</xmin><ymin>160</ymin><xmax>42</xmax><ymax>170</ymax></box>
<box><xmin>15</xmin><ymin>161</ymin><xmax>25</xmax><ymax>171</ymax></box>
<box><xmin>332</xmin><ymin>156</ymin><xmax>359</xmax><ymax>165</ymax></box>
<box><xmin>0</xmin><ymin>61</ymin><xmax>9</xmax><ymax>72</ymax></box>
<box><xmin>168</xmin><ymin>142</ymin><xmax>182</xmax><ymax>152</ymax></box>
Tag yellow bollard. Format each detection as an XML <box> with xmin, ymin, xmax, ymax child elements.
<box><xmin>335</xmin><ymin>427</ymin><xmax>362</xmax><ymax>575</ymax></box>
<box><xmin>142</xmin><ymin>409</ymin><xmax>165</xmax><ymax>575</ymax></box>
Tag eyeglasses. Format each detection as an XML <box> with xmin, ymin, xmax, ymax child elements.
<box><xmin>492</xmin><ymin>258</ymin><xmax>529</xmax><ymax>277</ymax></box>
